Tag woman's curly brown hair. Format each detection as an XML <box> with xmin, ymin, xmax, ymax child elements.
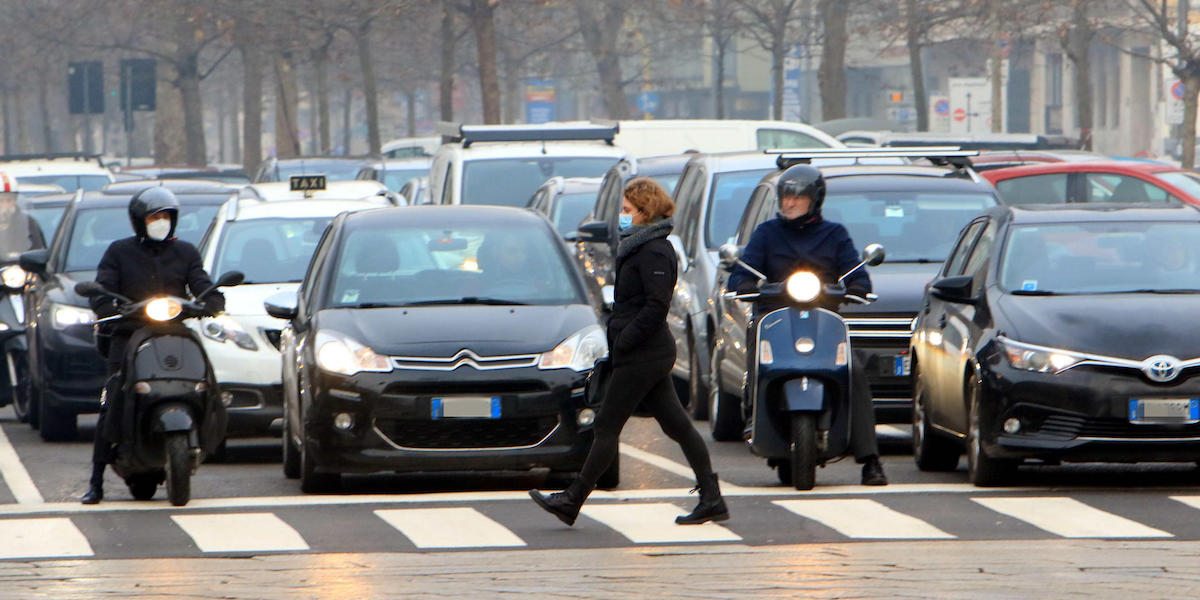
<box><xmin>623</xmin><ymin>176</ymin><xmax>675</xmax><ymax>220</ymax></box>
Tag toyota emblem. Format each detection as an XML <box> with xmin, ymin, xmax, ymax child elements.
<box><xmin>1142</xmin><ymin>355</ymin><xmax>1182</xmax><ymax>383</ymax></box>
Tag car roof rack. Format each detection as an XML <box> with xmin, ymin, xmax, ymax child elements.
<box><xmin>436</xmin><ymin>122</ymin><xmax>619</xmax><ymax>148</ymax></box>
<box><xmin>0</xmin><ymin>152</ymin><xmax>104</xmax><ymax>167</ymax></box>
<box><xmin>764</xmin><ymin>147</ymin><xmax>978</xmax><ymax>171</ymax></box>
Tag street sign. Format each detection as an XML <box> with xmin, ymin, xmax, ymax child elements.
<box><xmin>67</xmin><ymin>61</ymin><xmax>104</xmax><ymax>115</ymax></box>
<box><xmin>524</xmin><ymin>78</ymin><xmax>555</xmax><ymax>124</ymax></box>
<box><xmin>934</xmin><ymin>99</ymin><xmax>950</xmax><ymax>116</ymax></box>
<box><xmin>120</xmin><ymin>58</ymin><xmax>156</xmax><ymax>112</ymax></box>
<box><xmin>1167</xmin><ymin>78</ymin><xmax>1186</xmax><ymax>126</ymax></box>
<box><xmin>636</xmin><ymin>91</ymin><xmax>659</xmax><ymax>115</ymax></box>
<box><xmin>1172</xmin><ymin>80</ymin><xmax>1186</xmax><ymax>100</ymax></box>
<box><xmin>953</xmin><ymin>108</ymin><xmax>966</xmax><ymax>122</ymax></box>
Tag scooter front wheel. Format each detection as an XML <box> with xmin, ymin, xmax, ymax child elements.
<box><xmin>164</xmin><ymin>432</ymin><xmax>192</xmax><ymax>506</ymax></box>
<box><xmin>789</xmin><ymin>413</ymin><xmax>818</xmax><ymax>491</ymax></box>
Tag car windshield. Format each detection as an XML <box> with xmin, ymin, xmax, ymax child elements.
<box><xmin>706</xmin><ymin>169</ymin><xmax>774</xmax><ymax>249</ymax></box>
<box><xmin>381</xmin><ymin>169</ymin><xmax>427</xmax><ymax>192</ymax></box>
<box><xmin>63</xmin><ymin>204</ymin><xmax>220</xmax><ymax>272</ymax></box>
<box><xmin>461</xmin><ymin>157</ymin><xmax>619</xmax><ymax>207</ymax></box>
<box><xmin>825</xmin><ymin>191</ymin><xmax>997</xmax><ymax>262</ymax></box>
<box><xmin>276</xmin><ymin>162</ymin><xmax>364</xmax><ymax>182</ymax></box>
<box><xmin>1001</xmin><ymin>221</ymin><xmax>1200</xmax><ymax>294</ymax></box>
<box><xmin>1154</xmin><ymin>171</ymin><xmax>1200</xmax><ymax>200</ymax></box>
<box><xmin>551</xmin><ymin>192</ymin><xmax>597</xmax><ymax>237</ymax></box>
<box><xmin>17</xmin><ymin>174</ymin><xmax>109</xmax><ymax>193</ymax></box>
<box><xmin>214</xmin><ymin>217</ymin><xmax>333</xmax><ymax>285</ymax></box>
<box><xmin>327</xmin><ymin>221</ymin><xmax>585</xmax><ymax>308</ymax></box>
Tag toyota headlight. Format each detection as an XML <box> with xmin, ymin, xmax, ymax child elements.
<box><xmin>315</xmin><ymin>330</ymin><xmax>391</xmax><ymax>375</ymax></box>
<box><xmin>1</xmin><ymin>265</ymin><xmax>26</xmax><ymax>289</ymax></box>
<box><xmin>52</xmin><ymin>303</ymin><xmax>94</xmax><ymax>329</ymax></box>
<box><xmin>145</xmin><ymin>298</ymin><xmax>183</xmax><ymax>322</ymax></box>
<box><xmin>539</xmin><ymin>325</ymin><xmax>608</xmax><ymax>371</ymax></box>
<box><xmin>202</xmin><ymin>315</ymin><xmax>259</xmax><ymax>351</ymax></box>
<box><xmin>999</xmin><ymin>337</ymin><xmax>1082</xmax><ymax>374</ymax></box>
<box><xmin>785</xmin><ymin>271</ymin><xmax>822</xmax><ymax>302</ymax></box>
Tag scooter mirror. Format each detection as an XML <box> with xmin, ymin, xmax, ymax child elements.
<box><xmin>862</xmin><ymin>243</ymin><xmax>886</xmax><ymax>267</ymax></box>
<box><xmin>718</xmin><ymin>243</ymin><xmax>742</xmax><ymax>265</ymax></box>
<box><xmin>74</xmin><ymin>281</ymin><xmax>105</xmax><ymax>298</ymax></box>
<box><xmin>215</xmin><ymin>271</ymin><xmax>245</xmax><ymax>287</ymax></box>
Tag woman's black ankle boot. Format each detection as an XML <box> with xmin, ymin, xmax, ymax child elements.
<box><xmin>676</xmin><ymin>472</ymin><xmax>730</xmax><ymax>525</ymax></box>
<box><xmin>529</xmin><ymin>481</ymin><xmax>590</xmax><ymax>526</ymax></box>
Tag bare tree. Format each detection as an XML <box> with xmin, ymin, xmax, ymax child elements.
<box><xmin>735</xmin><ymin>0</ymin><xmax>804</xmax><ymax>120</ymax></box>
<box><xmin>574</xmin><ymin>0</ymin><xmax>634</xmax><ymax>119</ymax></box>
<box><xmin>1125</xmin><ymin>0</ymin><xmax>1200</xmax><ymax>167</ymax></box>
<box><xmin>817</xmin><ymin>0</ymin><xmax>848</xmax><ymax>120</ymax></box>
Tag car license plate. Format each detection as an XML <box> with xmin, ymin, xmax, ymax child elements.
<box><xmin>432</xmin><ymin>396</ymin><xmax>501</xmax><ymax>419</ymax></box>
<box><xmin>1129</xmin><ymin>398</ymin><xmax>1200</xmax><ymax>423</ymax></box>
<box><xmin>892</xmin><ymin>353</ymin><xmax>911</xmax><ymax>377</ymax></box>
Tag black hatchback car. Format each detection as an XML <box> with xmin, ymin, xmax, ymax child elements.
<box><xmin>18</xmin><ymin>182</ymin><xmax>232</xmax><ymax>440</ymax></box>
<box><xmin>266</xmin><ymin>205</ymin><xmax>612</xmax><ymax>492</ymax></box>
<box><xmin>912</xmin><ymin>204</ymin><xmax>1200</xmax><ymax>485</ymax></box>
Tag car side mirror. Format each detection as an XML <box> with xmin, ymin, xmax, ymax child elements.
<box><xmin>216</xmin><ymin>271</ymin><xmax>245</xmax><ymax>287</ymax></box>
<box><xmin>862</xmin><ymin>243</ymin><xmax>886</xmax><ymax>267</ymax></box>
<box><xmin>601</xmin><ymin>285</ymin><xmax>615</xmax><ymax>312</ymax></box>
<box><xmin>264</xmin><ymin>290</ymin><xmax>299</xmax><ymax>321</ymax></box>
<box><xmin>18</xmin><ymin>249</ymin><xmax>49</xmax><ymax>276</ymax></box>
<box><xmin>576</xmin><ymin>220</ymin><xmax>610</xmax><ymax>243</ymax></box>
<box><xmin>930</xmin><ymin>275</ymin><xmax>977</xmax><ymax>304</ymax></box>
<box><xmin>563</xmin><ymin>231</ymin><xmax>580</xmax><ymax>242</ymax></box>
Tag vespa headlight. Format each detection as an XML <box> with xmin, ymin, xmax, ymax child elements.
<box><xmin>145</xmin><ymin>298</ymin><xmax>183</xmax><ymax>322</ymax></box>
<box><xmin>539</xmin><ymin>325</ymin><xmax>608</xmax><ymax>371</ymax></box>
<box><xmin>314</xmin><ymin>330</ymin><xmax>391</xmax><ymax>376</ymax></box>
<box><xmin>785</xmin><ymin>271</ymin><xmax>822</xmax><ymax>302</ymax></box>
<box><xmin>1</xmin><ymin>265</ymin><xmax>26</xmax><ymax>289</ymax></box>
<box><xmin>52</xmin><ymin>303</ymin><xmax>94</xmax><ymax>329</ymax></box>
<box><xmin>1000</xmin><ymin>337</ymin><xmax>1082</xmax><ymax>374</ymax></box>
<box><xmin>202</xmin><ymin>315</ymin><xmax>259</xmax><ymax>351</ymax></box>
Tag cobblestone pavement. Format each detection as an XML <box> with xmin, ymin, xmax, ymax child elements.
<box><xmin>2</xmin><ymin>539</ymin><xmax>1199</xmax><ymax>600</ymax></box>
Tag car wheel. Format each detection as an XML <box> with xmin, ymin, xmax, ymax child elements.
<box><xmin>299</xmin><ymin>431</ymin><xmax>339</xmax><ymax>493</ymax></box>
<box><xmin>27</xmin><ymin>368</ymin><xmax>41</xmax><ymax>430</ymax></box>
<box><xmin>688</xmin><ymin>341</ymin><xmax>709</xmax><ymax>421</ymax></box>
<box><xmin>282</xmin><ymin>411</ymin><xmax>300</xmax><ymax>479</ymax></box>
<box><xmin>912</xmin><ymin>362</ymin><xmax>960</xmax><ymax>472</ymax></box>
<box><xmin>10</xmin><ymin>352</ymin><xmax>31</xmax><ymax>424</ymax></box>
<box><xmin>597</xmin><ymin>454</ymin><xmax>620</xmax><ymax>490</ymax></box>
<box><xmin>39</xmin><ymin>399</ymin><xmax>77</xmax><ymax>442</ymax></box>
<box><xmin>708</xmin><ymin>355</ymin><xmax>743</xmax><ymax>442</ymax></box>
<box><xmin>966</xmin><ymin>378</ymin><xmax>1017</xmax><ymax>487</ymax></box>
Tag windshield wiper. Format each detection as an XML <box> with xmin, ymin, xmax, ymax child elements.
<box><xmin>402</xmin><ymin>297</ymin><xmax>529</xmax><ymax>306</ymax></box>
<box><xmin>346</xmin><ymin>302</ymin><xmax>405</xmax><ymax>308</ymax></box>
<box><xmin>1010</xmin><ymin>289</ymin><xmax>1061</xmax><ymax>296</ymax></box>
<box><xmin>1097</xmin><ymin>288</ymin><xmax>1200</xmax><ymax>295</ymax></box>
<box><xmin>886</xmin><ymin>258</ymin><xmax>939</xmax><ymax>264</ymax></box>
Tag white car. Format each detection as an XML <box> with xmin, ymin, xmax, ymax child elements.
<box><xmin>196</xmin><ymin>197</ymin><xmax>379</xmax><ymax>438</ymax></box>
<box><xmin>238</xmin><ymin>179</ymin><xmax>401</xmax><ymax>205</ymax></box>
<box><xmin>0</xmin><ymin>153</ymin><xmax>114</xmax><ymax>192</ymax></box>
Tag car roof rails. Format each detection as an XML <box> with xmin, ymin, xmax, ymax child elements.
<box><xmin>0</xmin><ymin>152</ymin><xmax>104</xmax><ymax>166</ymax></box>
<box><xmin>436</xmin><ymin>122</ymin><xmax>620</xmax><ymax>148</ymax></box>
<box><xmin>764</xmin><ymin>147</ymin><xmax>978</xmax><ymax>171</ymax></box>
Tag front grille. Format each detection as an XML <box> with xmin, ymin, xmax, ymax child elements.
<box><xmin>374</xmin><ymin>415</ymin><xmax>559</xmax><ymax>449</ymax></box>
<box><xmin>261</xmin><ymin>329</ymin><xmax>282</xmax><ymax>351</ymax></box>
<box><xmin>52</xmin><ymin>353</ymin><xmax>104</xmax><ymax>376</ymax></box>
<box><xmin>383</xmin><ymin>380</ymin><xmax>549</xmax><ymax>396</ymax></box>
<box><xmin>1034</xmin><ymin>414</ymin><xmax>1200</xmax><ymax>440</ymax></box>
<box><xmin>392</xmin><ymin>349</ymin><xmax>540</xmax><ymax>371</ymax></box>
<box><xmin>844</xmin><ymin>314</ymin><xmax>916</xmax><ymax>341</ymax></box>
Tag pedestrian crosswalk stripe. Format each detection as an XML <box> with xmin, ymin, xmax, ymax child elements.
<box><xmin>374</xmin><ymin>507</ymin><xmax>526</xmax><ymax>549</ymax></box>
<box><xmin>578</xmin><ymin>503</ymin><xmax>742</xmax><ymax>544</ymax></box>
<box><xmin>171</xmin><ymin>513</ymin><xmax>310</xmax><ymax>553</ymax></box>
<box><xmin>772</xmin><ymin>499</ymin><xmax>955</xmax><ymax>539</ymax></box>
<box><xmin>0</xmin><ymin>518</ymin><xmax>93</xmax><ymax>559</ymax></box>
<box><xmin>1169</xmin><ymin>496</ymin><xmax>1200</xmax><ymax>512</ymax></box>
<box><xmin>972</xmin><ymin>497</ymin><xmax>1172</xmax><ymax>538</ymax></box>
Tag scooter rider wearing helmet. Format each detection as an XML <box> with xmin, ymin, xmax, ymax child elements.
<box><xmin>726</xmin><ymin>164</ymin><xmax>887</xmax><ymax>486</ymax></box>
<box><xmin>81</xmin><ymin>187</ymin><xmax>226</xmax><ymax>504</ymax></box>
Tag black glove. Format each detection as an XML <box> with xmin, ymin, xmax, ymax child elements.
<box><xmin>197</xmin><ymin>303</ymin><xmax>219</xmax><ymax>318</ymax></box>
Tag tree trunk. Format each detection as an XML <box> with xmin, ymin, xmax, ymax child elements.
<box><xmin>990</xmin><ymin>52</ymin><xmax>1004</xmax><ymax>133</ymax></box>
<box><xmin>14</xmin><ymin>89</ymin><xmax>28</xmax><ymax>153</ymax></box>
<box><xmin>38</xmin><ymin>70</ymin><xmax>54</xmax><ymax>152</ymax></box>
<box><xmin>315</xmin><ymin>44</ymin><xmax>332</xmax><ymax>154</ymax></box>
<box><xmin>714</xmin><ymin>39</ymin><xmax>727</xmax><ymax>118</ymax></box>
<box><xmin>177</xmin><ymin>54</ymin><xmax>207</xmax><ymax>165</ymax></box>
<box><xmin>1</xmin><ymin>87</ymin><xmax>10</xmax><ymax>154</ymax></box>
<box><xmin>239</xmin><ymin>42</ymin><xmax>264</xmax><ymax>172</ymax></box>
<box><xmin>471</xmin><ymin>0</ymin><xmax>502</xmax><ymax>124</ymax></box>
<box><xmin>229</xmin><ymin>76</ymin><xmax>241</xmax><ymax>164</ymax></box>
<box><xmin>1065</xmin><ymin>4</ymin><xmax>1093</xmax><ymax>151</ymax></box>
<box><xmin>274</xmin><ymin>51</ymin><xmax>301</xmax><ymax>158</ymax></box>
<box><xmin>343</xmin><ymin>86</ymin><xmax>352</xmax><ymax>154</ymax></box>
<box><xmin>405</xmin><ymin>89</ymin><xmax>417</xmax><ymax>136</ymax></box>
<box><xmin>818</xmin><ymin>0</ymin><xmax>848</xmax><ymax>121</ymax></box>
<box><xmin>772</xmin><ymin>32</ymin><xmax>785</xmax><ymax>119</ymax></box>
<box><xmin>905</xmin><ymin>0</ymin><xmax>927</xmax><ymax>131</ymax></box>
<box><xmin>1182</xmin><ymin>75</ymin><xmax>1198</xmax><ymax>169</ymax></box>
<box><xmin>357</xmin><ymin>21</ymin><xmax>381</xmax><ymax>155</ymax></box>
<box><xmin>576</xmin><ymin>0</ymin><xmax>629</xmax><ymax>120</ymax></box>
<box><xmin>154</xmin><ymin>60</ymin><xmax>187</xmax><ymax>164</ymax></box>
<box><xmin>440</xmin><ymin>0</ymin><xmax>455</xmax><ymax>122</ymax></box>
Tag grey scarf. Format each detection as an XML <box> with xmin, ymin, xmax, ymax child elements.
<box><xmin>616</xmin><ymin>218</ymin><xmax>673</xmax><ymax>261</ymax></box>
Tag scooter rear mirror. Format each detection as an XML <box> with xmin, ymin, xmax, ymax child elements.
<box><xmin>718</xmin><ymin>243</ymin><xmax>742</xmax><ymax>266</ymax></box>
<box><xmin>215</xmin><ymin>271</ymin><xmax>245</xmax><ymax>288</ymax></box>
<box><xmin>74</xmin><ymin>281</ymin><xmax>105</xmax><ymax>298</ymax></box>
<box><xmin>862</xmin><ymin>243</ymin><xmax>886</xmax><ymax>267</ymax></box>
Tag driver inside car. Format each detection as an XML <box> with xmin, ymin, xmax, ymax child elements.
<box><xmin>81</xmin><ymin>188</ymin><xmax>226</xmax><ymax>504</ymax></box>
<box><xmin>726</xmin><ymin>164</ymin><xmax>887</xmax><ymax>486</ymax></box>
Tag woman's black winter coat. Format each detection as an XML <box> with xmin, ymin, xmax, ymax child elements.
<box><xmin>607</xmin><ymin>236</ymin><xmax>677</xmax><ymax>366</ymax></box>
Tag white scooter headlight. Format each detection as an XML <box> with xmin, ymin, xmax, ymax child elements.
<box><xmin>1</xmin><ymin>265</ymin><xmax>26</xmax><ymax>289</ymax></box>
<box><xmin>145</xmin><ymin>298</ymin><xmax>183</xmax><ymax>322</ymax></box>
<box><xmin>785</xmin><ymin>272</ymin><xmax>822</xmax><ymax>302</ymax></box>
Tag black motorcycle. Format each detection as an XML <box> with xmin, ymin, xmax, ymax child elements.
<box><xmin>0</xmin><ymin>253</ymin><xmax>29</xmax><ymax>419</ymax></box>
<box><xmin>74</xmin><ymin>271</ymin><xmax>243</xmax><ymax>506</ymax></box>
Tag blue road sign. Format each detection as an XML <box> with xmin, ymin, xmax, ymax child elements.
<box><xmin>636</xmin><ymin>91</ymin><xmax>659</xmax><ymax>114</ymax></box>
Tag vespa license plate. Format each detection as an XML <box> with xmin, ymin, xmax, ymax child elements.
<box><xmin>892</xmin><ymin>353</ymin><xmax>911</xmax><ymax>377</ymax></box>
<box><xmin>1129</xmin><ymin>398</ymin><xmax>1200</xmax><ymax>424</ymax></box>
<box><xmin>432</xmin><ymin>396</ymin><xmax>501</xmax><ymax>419</ymax></box>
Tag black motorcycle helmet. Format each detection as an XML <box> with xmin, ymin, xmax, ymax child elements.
<box><xmin>775</xmin><ymin>164</ymin><xmax>826</xmax><ymax>221</ymax></box>
<box><xmin>128</xmin><ymin>186</ymin><xmax>180</xmax><ymax>240</ymax></box>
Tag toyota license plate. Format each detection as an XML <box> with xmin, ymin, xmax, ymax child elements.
<box><xmin>1129</xmin><ymin>398</ymin><xmax>1200</xmax><ymax>424</ymax></box>
<box><xmin>432</xmin><ymin>397</ymin><xmax>501</xmax><ymax>419</ymax></box>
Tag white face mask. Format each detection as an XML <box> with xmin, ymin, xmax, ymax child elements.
<box><xmin>146</xmin><ymin>219</ymin><xmax>172</xmax><ymax>241</ymax></box>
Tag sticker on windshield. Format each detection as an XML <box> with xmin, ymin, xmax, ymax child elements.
<box><xmin>1021</xmin><ymin>280</ymin><xmax>1038</xmax><ymax>291</ymax></box>
<box><xmin>885</xmin><ymin>206</ymin><xmax>904</xmax><ymax>218</ymax></box>
<box><xmin>342</xmin><ymin>289</ymin><xmax>360</xmax><ymax>303</ymax></box>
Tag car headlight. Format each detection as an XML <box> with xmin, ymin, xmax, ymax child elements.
<box><xmin>145</xmin><ymin>298</ymin><xmax>183</xmax><ymax>322</ymax></box>
<box><xmin>786</xmin><ymin>271</ymin><xmax>822</xmax><ymax>302</ymax></box>
<box><xmin>539</xmin><ymin>325</ymin><xmax>608</xmax><ymax>371</ymax></box>
<box><xmin>52</xmin><ymin>303</ymin><xmax>94</xmax><ymax>329</ymax></box>
<box><xmin>1</xmin><ymin>266</ymin><xmax>26</xmax><ymax>289</ymax></box>
<box><xmin>999</xmin><ymin>337</ymin><xmax>1082</xmax><ymax>374</ymax></box>
<box><xmin>314</xmin><ymin>330</ymin><xmax>391</xmax><ymax>375</ymax></box>
<box><xmin>202</xmin><ymin>315</ymin><xmax>259</xmax><ymax>351</ymax></box>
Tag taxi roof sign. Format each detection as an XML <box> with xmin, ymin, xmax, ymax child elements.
<box><xmin>290</xmin><ymin>175</ymin><xmax>327</xmax><ymax>193</ymax></box>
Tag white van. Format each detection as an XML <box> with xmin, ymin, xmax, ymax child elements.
<box><xmin>607</xmin><ymin>119</ymin><xmax>842</xmax><ymax>157</ymax></box>
<box><xmin>380</xmin><ymin>136</ymin><xmax>441</xmax><ymax>158</ymax></box>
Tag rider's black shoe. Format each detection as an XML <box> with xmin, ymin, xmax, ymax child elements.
<box><xmin>80</xmin><ymin>486</ymin><xmax>103</xmax><ymax>505</ymax></box>
<box><xmin>861</xmin><ymin>456</ymin><xmax>888</xmax><ymax>486</ymax></box>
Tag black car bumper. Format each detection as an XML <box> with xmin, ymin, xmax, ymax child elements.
<box><xmin>222</xmin><ymin>383</ymin><xmax>284</xmax><ymax>437</ymax></box>
<box><xmin>982</xmin><ymin>362</ymin><xmax>1200</xmax><ymax>462</ymax></box>
<box><xmin>301</xmin><ymin>367</ymin><xmax>594</xmax><ymax>475</ymax></box>
<box><xmin>39</xmin><ymin>324</ymin><xmax>106</xmax><ymax>414</ymax></box>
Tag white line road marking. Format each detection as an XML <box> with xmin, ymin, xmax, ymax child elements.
<box><xmin>579</xmin><ymin>503</ymin><xmax>741</xmax><ymax>544</ymax></box>
<box><xmin>0</xmin><ymin>517</ymin><xmax>92</xmax><ymax>559</ymax></box>
<box><xmin>772</xmin><ymin>499</ymin><xmax>955</xmax><ymax>539</ymax></box>
<box><xmin>618</xmin><ymin>443</ymin><xmax>745</xmax><ymax>491</ymax></box>
<box><xmin>1170</xmin><ymin>496</ymin><xmax>1200</xmax><ymax>513</ymax></box>
<box><xmin>375</xmin><ymin>507</ymin><xmax>525</xmax><ymax>549</ymax></box>
<box><xmin>972</xmin><ymin>497</ymin><xmax>1172</xmax><ymax>538</ymax></box>
<box><xmin>0</xmin><ymin>423</ymin><xmax>42</xmax><ymax>505</ymax></box>
<box><xmin>171</xmin><ymin>513</ymin><xmax>309</xmax><ymax>553</ymax></box>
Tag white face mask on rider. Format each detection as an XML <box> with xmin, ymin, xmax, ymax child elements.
<box><xmin>145</xmin><ymin>218</ymin><xmax>172</xmax><ymax>241</ymax></box>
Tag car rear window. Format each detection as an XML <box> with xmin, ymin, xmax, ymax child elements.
<box><xmin>994</xmin><ymin>173</ymin><xmax>1069</xmax><ymax>205</ymax></box>
<box><xmin>214</xmin><ymin>217</ymin><xmax>333</xmax><ymax>284</ymax></box>
<box><xmin>63</xmin><ymin>204</ymin><xmax>220</xmax><ymax>272</ymax></box>
<box><xmin>705</xmin><ymin>169</ymin><xmax>774</xmax><ymax>249</ymax></box>
<box><xmin>824</xmin><ymin>191</ymin><xmax>997</xmax><ymax>262</ymax></box>
<box><xmin>461</xmin><ymin>157</ymin><xmax>619</xmax><ymax>208</ymax></box>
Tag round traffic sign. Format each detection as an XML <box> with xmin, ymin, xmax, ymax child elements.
<box><xmin>953</xmin><ymin>108</ymin><xmax>967</xmax><ymax>122</ymax></box>
<box><xmin>1172</xmin><ymin>81</ymin><xmax>1186</xmax><ymax>100</ymax></box>
<box><xmin>934</xmin><ymin>99</ymin><xmax>950</xmax><ymax>116</ymax></box>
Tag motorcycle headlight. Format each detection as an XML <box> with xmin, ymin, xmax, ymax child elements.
<box><xmin>785</xmin><ymin>271</ymin><xmax>822</xmax><ymax>302</ymax></box>
<box><xmin>315</xmin><ymin>330</ymin><xmax>391</xmax><ymax>376</ymax></box>
<box><xmin>539</xmin><ymin>325</ymin><xmax>608</xmax><ymax>371</ymax></box>
<box><xmin>52</xmin><ymin>303</ymin><xmax>94</xmax><ymax>329</ymax></box>
<box><xmin>999</xmin><ymin>338</ymin><xmax>1082</xmax><ymax>374</ymax></box>
<box><xmin>145</xmin><ymin>298</ymin><xmax>183</xmax><ymax>322</ymax></box>
<box><xmin>1</xmin><ymin>266</ymin><xmax>26</xmax><ymax>289</ymax></box>
<box><xmin>201</xmin><ymin>315</ymin><xmax>259</xmax><ymax>351</ymax></box>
